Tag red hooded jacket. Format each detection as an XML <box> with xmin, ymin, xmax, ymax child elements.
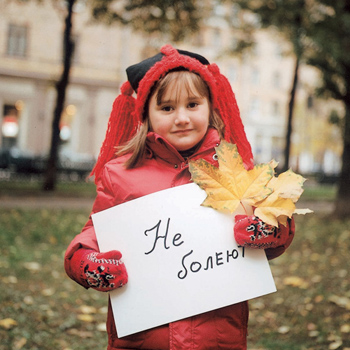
<box><xmin>64</xmin><ymin>128</ymin><xmax>294</xmax><ymax>350</ymax></box>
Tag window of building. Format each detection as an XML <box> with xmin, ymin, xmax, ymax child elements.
<box><xmin>1</xmin><ymin>104</ymin><xmax>21</xmax><ymax>149</ymax></box>
<box><xmin>249</xmin><ymin>97</ymin><xmax>261</xmax><ymax>118</ymax></box>
<box><xmin>228</xmin><ymin>64</ymin><xmax>237</xmax><ymax>82</ymax></box>
<box><xmin>212</xmin><ymin>28</ymin><xmax>221</xmax><ymax>48</ymax></box>
<box><xmin>251</xmin><ymin>43</ymin><xmax>259</xmax><ymax>57</ymax></box>
<box><xmin>60</xmin><ymin>104</ymin><xmax>77</xmax><ymax>144</ymax></box>
<box><xmin>251</xmin><ymin>68</ymin><xmax>260</xmax><ymax>85</ymax></box>
<box><xmin>307</xmin><ymin>95</ymin><xmax>314</xmax><ymax>109</ymax></box>
<box><xmin>272</xmin><ymin>101</ymin><xmax>281</xmax><ymax>117</ymax></box>
<box><xmin>272</xmin><ymin>71</ymin><xmax>281</xmax><ymax>88</ymax></box>
<box><xmin>7</xmin><ymin>24</ymin><xmax>28</xmax><ymax>57</ymax></box>
<box><xmin>271</xmin><ymin>136</ymin><xmax>283</xmax><ymax>161</ymax></box>
<box><xmin>275</xmin><ymin>44</ymin><xmax>283</xmax><ymax>59</ymax></box>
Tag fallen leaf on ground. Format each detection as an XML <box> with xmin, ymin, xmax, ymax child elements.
<box><xmin>23</xmin><ymin>262</ymin><xmax>40</xmax><ymax>271</ymax></box>
<box><xmin>283</xmin><ymin>276</ymin><xmax>308</xmax><ymax>288</ymax></box>
<box><xmin>278</xmin><ymin>325</ymin><xmax>290</xmax><ymax>334</ymax></box>
<box><xmin>2</xmin><ymin>276</ymin><xmax>18</xmax><ymax>284</ymax></box>
<box><xmin>67</xmin><ymin>328</ymin><xmax>93</xmax><ymax>338</ymax></box>
<box><xmin>0</xmin><ymin>318</ymin><xmax>18</xmax><ymax>330</ymax></box>
<box><xmin>97</xmin><ymin>323</ymin><xmax>106</xmax><ymax>332</ymax></box>
<box><xmin>341</xmin><ymin>324</ymin><xmax>350</xmax><ymax>333</ymax></box>
<box><xmin>329</xmin><ymin>340</ymin><xmax>343</xmax><ymax>350</ymax></box>
<box><xmin>23</xmin><ymin>295</ymin><xmax>34</xmax><ymax>305</ymax></box>
<box><xmin>13</xmin><ymin>337</ymin><xmax>27</xmax><ymax>350</ymax></box>
<box><xmin>79</xmin><ymin>305</ymin><xmax>97</xmax><ymax>314</ymax></box>
<box><xmin>328</xmin><ymin>295</ymin><xmax>350</xmax><ymax>310</ymax></box>
<box><xmin>77</xmin><ymin>314</ymin><xmax>94</xmax><ymax>323</ymax></box>
<box><xmin>42</xmin><ymin>288</ymin><xmax>55</xmax><ymax>296</ymax></box>
<box><xmin>308</xmin><ymin>330</ymin><xmax>319</xmax><ymax>338</ymax></box>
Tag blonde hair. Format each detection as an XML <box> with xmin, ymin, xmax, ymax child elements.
<box><xmin>117</xmin><ymin>70</ymin><xmax>225</xmax><ymax>168</ymax></box>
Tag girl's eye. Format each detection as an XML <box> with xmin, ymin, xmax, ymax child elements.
<box><xmin>188</xmin><ymin>102</ymin><xmax>198</xmax><ymax>108</ymax></box>
<box><xmin>161</xmin><ymin>106</ymin><xmax>173</xmax><ymax>112</ymax></box>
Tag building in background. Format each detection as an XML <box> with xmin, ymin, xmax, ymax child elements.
<box><xmin>0</xmin><ymin>1</ymin><xmax>145</xmax><ymax>163</ymax></box>
<box><xmin>0</xmin><ymin>1</ymin><xmax>342</xmax><ymax>178</ymax></box>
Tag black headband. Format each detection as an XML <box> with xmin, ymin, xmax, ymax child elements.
<box><xmin>126</xmin><ymin>49</ymin><xmax>210</xmax><ymax>92</ymax></box>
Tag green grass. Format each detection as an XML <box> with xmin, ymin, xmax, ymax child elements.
<box><xmin>0</xmin><ymin>184</ymin><xmax>349</xmax><ymax>350</ymax></box>
<box><xmin>0</xmin><ymin>208</ymin><xmax>108</xmax><ymax>350</ymax></box>
<box><xmin>302</xmin><ymin>183</ymin><xmax>337</xmax><ymax>201</ymax></box>
<box><xmin>247</xmin><ymin>213</ymin><xmax>350</xmax><ymax>350</ymax></box>
<box><xmin>0</xmin><ymin>179</ymin><xmax>96</xmax><ymax>198</ymax></box>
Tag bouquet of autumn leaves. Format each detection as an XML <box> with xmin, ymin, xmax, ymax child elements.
<box><xmin>189</xmin><ymin>141</ymin><xmax>312</xmax><ymax>227</ymax></box>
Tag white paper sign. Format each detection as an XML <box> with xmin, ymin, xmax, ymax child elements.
<box><xmin>92</xmin><ymin>183</ymin><xmax>276</xmax><ymax>337</ymax></box>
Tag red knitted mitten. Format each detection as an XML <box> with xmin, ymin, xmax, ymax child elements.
<box><xmin>71</xmin><ymin>249</ymin><xmax>128</xmax><ymax>292</ymax></box>
<box><xmin>234</xmin><ymin>215</ymin><xmax>288</xmax><ymax>249</ymax></box>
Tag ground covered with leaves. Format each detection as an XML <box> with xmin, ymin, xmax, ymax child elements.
<box><xmin>0</xmin><ymin>207</ymin><xmax>349</xmax><ymax>350</ymax></box>
<box><xmin>0</xmin><ymin>209</ymin><xmax>108</xmax><ymax>350</ymax></box>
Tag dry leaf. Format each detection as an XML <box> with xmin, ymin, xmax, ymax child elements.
<box><xmin>0</xmin><ymin>318</ymin><xmax>18</xmax><ymax>330</ymax></box>
<box><xmin>67</xmin><ymin>328</ymin><xmax>93</xmax><ymax>338</ymax></box>
<box><xmin>283</xmin><ymin>276</ymin><xmax>308</xmax><ymax>288</ymax></box>
<box><xmin>278</xmin><ymin>325</ymin><xmax>290</xmax><ymax>334</ymax></box>
<box><xmin>329</xmin><ymin>340</ymin><xmax>343</xmax><ymax>350</ymax></box>
<box><xmin>79</xmin><ymin>305</ymin><xmax>97</xmax><ymax>314</ymax></box>
<box><xmin>341</xmin><ymin>324</ymin><xmax>350</xmax><ymax>333</ymax></box>
<box><xmin>14</xmin><ymin>337</ymin><xmax>27</xmax><ymax>350</ymax></box>
<box><xmin>328</xmin><ymin>295</ymin><xmax>350</xmax><ymax>310</ymax></box>
<box><xmin>23</xmin><ymin>295</ymin><xmax>34</xmax><ymax>305</ymax></box>
<box><xmin>189</xmin><ymin>141</ymin><xmax>312</xmax><ymax>226</ymax></box>
<box><xmin>309</xmin><ymin>330</ymin><xmax>320</xmax><ymax>338</ymax></box>
<box><xmin>2</xmin><ymin>276</ymin><xmax>18</xmax><ymax>284</ymax></box>
<box><xmin>97</xmin><ymin>323</ymin><xmax>107</xmax><ymax>332</ymax></box>
<box><xmin>23</xmin><ymin>262</ymin><xmax>40</xmax><ymax>271</ymax></box>
<box><xmin>254</xmin><ymin>170</ymin><xmax>312</xmax><ymax>226</ymax></box>
<box><xmin>190</xmin><ymin>141</ymin><xmax>273</xmax><ymax>213</ymax></box>
<box><xmin>42</xmin><ymin>288</ymin><xmax>55</xmax><ymax>296</ymax></box>
<box><xmin>77</xmin><ymin>314</ymin><xmax>94</xmax><ymax>323</ymax></box>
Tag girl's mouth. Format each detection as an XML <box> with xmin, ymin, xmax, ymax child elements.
<box><xmin>173</xmin><ymin>129</ymin><xmax>192</xmax><ymax>134</ymax></box>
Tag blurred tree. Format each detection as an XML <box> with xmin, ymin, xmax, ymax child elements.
<box><xmin>44</xmin><ymin>0</ymin><xmax>75</xmax><ymax>191</ymax></box>
<box><xmin>304</xmin><ymin>1</ymin><xmax>350</xmax><ymax>217</ymax></box>
<box><xmin>229</xmin><ymin>0</ymin><xmax>350</xmax><ymax>217</ymax></box>
<box><xmin>89</xmin><ymin>0</ymin><xmax>201</xmax><ymax>42</ymax></box>
<box><xmin>18</xmin><ymin>0</ymin><xmax>202</xmax><ymax>190</ymax></box>
<box><xmin>227</xmin><ymin>0</ymin><xmax>307</xmax><ymax>173</ymax></box>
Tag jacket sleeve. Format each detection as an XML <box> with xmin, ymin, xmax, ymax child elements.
<box><xmin>64</xmin><ymin>166</ymin><xmax>118</xmax><ymax>285</ymax></box>
<box><xmin>265</xmin><ymin>217</ymin><xmax>295</xmax><ymax>260</ymax></box>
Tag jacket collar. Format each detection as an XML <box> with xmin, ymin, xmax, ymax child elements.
<box><xmin>146</xmin><ymin>128</ymin><xmax>220</xmax><ymax>164</ymax></box>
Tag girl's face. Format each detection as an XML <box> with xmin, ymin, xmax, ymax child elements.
<box><xmin>148</xmin><ymin>72</ymin><xmax>210</xmax><ymax>152</ymax></box>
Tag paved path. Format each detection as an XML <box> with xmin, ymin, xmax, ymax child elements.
<box><xmin>298</xmin><ymin>200</ymin><xmax>334</xmax><ymax>215</ymax></box>
<box><xmin>0</xmin><ymin>195</ymin><xmax>94</xmax><ymax>210</ymax></box>
<box><xmin>0</xmin><ymin>194</ymin><xmax>334</xmax><ymax>214</ymax></box>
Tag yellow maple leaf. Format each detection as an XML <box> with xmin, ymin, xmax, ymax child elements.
<box><xmin>254</xmin><ymin>170</ymin><xmax>313</xmax><ymax>226</ymax></box>
<box><xmin>189</xmin><ymin>141</ymin><xmax>312</xmax><ymax>226</ymax></box>
<box><xmin>189</xmin><ymin>141</ymin><xmax>274</xmax><ymax>213</ymax></box>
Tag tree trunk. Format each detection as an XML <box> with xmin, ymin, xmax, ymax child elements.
<box><xmin>282</xmin><ymin>56</ymin><xmax>300</xmax><ymax>172</ymax></box>
<box><xmin>43</xmin><ymin>0</ymin><xmax>75</xmax><ymax>191</ymax></box>
<box><xmin>334</xmin><ymin>99</ymin><xmax>350</xmax><ymax>217</ymax></box>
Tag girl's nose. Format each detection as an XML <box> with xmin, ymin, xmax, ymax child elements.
<box><xmin>175</xmin><ymin>108</ymin><xmax>190</xmax><ymax>124</ymax></box>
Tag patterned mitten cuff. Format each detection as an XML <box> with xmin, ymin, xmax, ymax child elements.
<box><xmin>234</xmin><ymin>215</ymin><xmax>287</xmax><ymax>249</ymax></box>
<box><xmin>70</xmin><ymin>249</ymin><xmax>128</xmax><ymax>292</ymax></box>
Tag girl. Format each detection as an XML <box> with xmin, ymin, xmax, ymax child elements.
<box><xmin>64</xmin><ymin>45</ymin><xmax>294</xmax><ymax>350</ymax></box>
